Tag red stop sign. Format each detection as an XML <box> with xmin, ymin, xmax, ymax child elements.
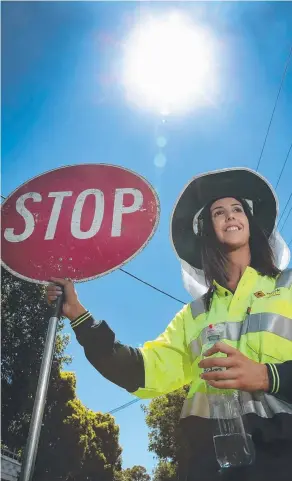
<box><xmin>1</xmin><ymin>164</ymin><xmax>160</xmax><ymax>283</ymax></box>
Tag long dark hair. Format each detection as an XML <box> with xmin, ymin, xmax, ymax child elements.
<box><xmin>198</xmin><ymin>197</ymin><xmax>280</xmax><ymax>309</ymax></box>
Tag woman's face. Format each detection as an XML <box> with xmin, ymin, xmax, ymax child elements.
<box><xmin>210</xmin><ymin>197</ymin><xmax>250</xmax><ymax>249</ymax></box>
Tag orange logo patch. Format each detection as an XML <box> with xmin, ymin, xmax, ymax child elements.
<box><xmin>254</xmin><ymin>291</ymin><xmax>265</xmax><ymax>298</ymax></box>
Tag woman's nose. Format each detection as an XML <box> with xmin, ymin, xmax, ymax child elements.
<box><xmin>226</xmin><ymin>212</ymin><xmax>235</xmax><ymax>221</ymax></box>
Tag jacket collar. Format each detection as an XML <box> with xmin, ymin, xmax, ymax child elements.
<box><xmin>213</xmin><ymin>267</ymin><xmax>259</xmax><ymax>297</ymax></box>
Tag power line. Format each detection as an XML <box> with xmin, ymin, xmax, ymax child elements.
<box><xmin>277</xmin><ymin>192</ymin><xmax>292</xmax><ymax>227</ymax></box>
<box><xmin>1</xmin><ymin>194</ymin><xmax>6</xmax><ymax>200</ymax></box>
<box><xmin>275</xmin><ymin>141</ymin><xmax>292</xmax><ymax>189</ymax></box>
<box><xmin>256</xmin><ymin>46</ymin><xmax>292</xmax><ymax>172</ymax></box>
<box><xmin>280</xmin><ymin>205</ymin><xmax>292</xmax><ymax>233</ymax></box>
<box><xmin>108</xmin><ymin>398</ymin><xmax>141</xmax><ymax>415</ymax></box>
<box><xmin>119</xmin><ymin>268</ymin><xmax>186</xmax><ymax>305</ymax></box>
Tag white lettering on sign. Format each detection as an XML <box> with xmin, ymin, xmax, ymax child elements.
<box><xmin>4</xmin><ymin>188</ymin><xmax>144</xmax><ymax>242</ymax></box>
<box><xmin>45</xmin><ymin>192</ymin><xmax>73</xmax><ymax>240</ymax></box>
<box><xmin>71</xmin><ymin>189</ymin><xmax>105</xmax><ymax>239</ymax></box>
<box><xmin>4</xmin><ymin>192</ymin><xmax>42</xmax><ymax>242</ymax></box>
<box><xmin>111</xmin><ymin>188</ymin><xmax>143</xmax><ymax>237</ymax></box>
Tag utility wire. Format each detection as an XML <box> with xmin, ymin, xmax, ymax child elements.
<box><xmin>277</xmin><ymin>192</ymin><xmax>292</xmax><ymax>227</ymax></box>
<box><xmin>119</xmin><ymin>268</ymin><xmax>186</xmax><ymax>305</ymax></box>
<box><xmin>275</xmin><ymin>141</ymin><xmax>292</xmax><ymax>189</ymax></box>
<box><xmin>280</xmin><ymin>205</ymin><xmax>292</xmax><ymax>233</ymax></box>
<box><xmin>256</xmin><ymin>46</ymin><xmax>292</xmax><ymax>172</ymax></box>
<box><xmin>109</xmin><ymin>398</ymin><xmax>141</xmax><ymax>415</ymax></box>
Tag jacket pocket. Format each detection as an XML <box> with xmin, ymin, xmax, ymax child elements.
<box><xmin>245</xmin><ymin>312</ymin><xmax>288</xmax><ymax>362</ymax></box>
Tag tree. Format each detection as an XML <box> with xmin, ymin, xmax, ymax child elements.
<box><xmin>1</xmin><ymin>268</ymin><xmax>123</xmax><ymax>481</ymax></box>
<box><xmin>1</xmin><ymin>267</ymin><xmax>70</xmax><ymax>452</ymax></box>
<box><xmin>34</xmin><ymin>371</ymin><xmax>122</xmax><ymax>481</ymax></box>
<box><xmin>116</xmin><ymin>465</ymin><xmax>151</xmax><ymax>481</ymax></box>
<box><xmin>143</xmin><ymin>386</ymin><xmax>190</xmax><ymax>480</ymax></box>
<box><xmin>152</xmin><ymin>460</ymin><xmax>177</xmax><ymax>481</ymax></box>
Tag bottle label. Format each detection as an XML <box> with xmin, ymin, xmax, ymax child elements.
<box><xmin>203</xmin><ymin>325</ymin><xmax>225</xmax><ymax>374</ymax></box>
<box><xmin>207</xmin><ymin>334</ymin><xmax>220</xmax><ymax>343</ymax></box>
<box><xmin>204</xmin><ymin>366</ymin><xmax>223</xmax><ymax>373</ymax></box>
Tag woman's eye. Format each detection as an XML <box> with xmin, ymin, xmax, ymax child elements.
<box><xmin>234</xmin><ymin>207</ymin><xmax>243</xmax><ymax>213</ymax></box>
<box><xmin>214</xmin><ymin>210</ymin><xmax>224</xmax><ymax>217</ymax></box>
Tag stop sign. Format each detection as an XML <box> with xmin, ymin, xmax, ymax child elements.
<box><xmin>1</xmin><ymin>164</ymin><xmax>160</xmax><ymax>283</ymax></box>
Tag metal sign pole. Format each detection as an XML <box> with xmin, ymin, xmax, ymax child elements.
<box><xmin>19</xmin><ymin>294</ymin><xmax>63</xmax><ymax>481</ymax></box>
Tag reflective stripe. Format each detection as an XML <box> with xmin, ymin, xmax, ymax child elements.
<box><xmin>189</xmin><ymin>314</ymin><xmax>292</xmax><ymax>360</ymax></box>
<box><xmin>267</xmin><ymin>363</ymin><xmax>277</xmax><ymax>393</ymax></box>
<box><xmin>71</xmin><ymin>311</ymin><xmax>92</xmax><ymax>329</ymax></box>
<box><xmin>180</xmin><ymin>391</ymin><xmax>292</xmax><ymax>419</ymax></box>
<box><xmin>276</xmin><ymin>269</ymin><xmax>292</xmax><ymax>288</ymax></box>
<box><xmin>190</xmin><ymin>297</ymin><xmax>205</xmax><ymax>319</ymax></box>
<box><xmin>246</xmin><ymin>313</ymin><xmax>292</xmax><ymax>340</ymax></box>
<box><xmin>268</xmin><ymin>363</ymin><xmax>280</xmax><ymax>394</ymax></box>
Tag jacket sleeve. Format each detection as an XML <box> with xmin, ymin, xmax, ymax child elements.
<box><xmin>71</xmin><ymin>306</ymin><xmax>192</xmax><ymax>399</ymax></box>
<box><xmin>71</xmin><ymin>312</ymin><xmax>145</xmax><ymax>393</ymax></box>
<box><xmin>266</xmin><ymin>361</ymin><xmax>292</xmax><ymax>403</ymax></box>
<box><xmin>265</xmin><ymin>271</ymin><xmax>292</xmax><ymax>403</ymax></box>
<box><xmin>133</xmin><ymin>304</ymin><xmax>192</xmax><ymax>399</ymax></box>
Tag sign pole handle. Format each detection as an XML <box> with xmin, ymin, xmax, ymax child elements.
<box><xmin>19</xmin><ymin>290</ymin><xmax>64</xmax><ymax>481</ymax></box>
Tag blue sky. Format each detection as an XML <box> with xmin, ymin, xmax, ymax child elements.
<box><xmin>2</xmin><ymin>1</ymin><xmax>292</xmax><ymax>475</ymax></box>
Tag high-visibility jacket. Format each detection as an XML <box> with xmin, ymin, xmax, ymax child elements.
<box><xmin>72</xmin><ymin>267</ymin><xmax>292</xmax><ymax>480</ymax></box>
<box><xmin>133</xmin><ymin>267</ymin><xmax>292</xmax><ymax>421</ymax></box>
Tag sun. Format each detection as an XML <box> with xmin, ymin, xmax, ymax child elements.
<box><xmin>121</xmin><ymin>12</ymin><xmax>219</xmax><ymax>115</ymax></box>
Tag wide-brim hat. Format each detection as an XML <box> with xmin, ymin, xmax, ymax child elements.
<box><xmin>171</xmin><ymin>168</ymin><xmax>290</xmax><ymax>297</ymax></box>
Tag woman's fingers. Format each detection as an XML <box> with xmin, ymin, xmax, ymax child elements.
<box><xmin>207</xmin><ymin>379</ymin><xmax>239</xmax><ymax>389</ymax></box>
<box><xmin>46</xmin><ymin>277</ymin><xmax>78</xmax><ymax>310</ymax></box>
<box><xmin>203</xmin><ymin>342</ymin><xmax>238</xmax><ymax>357</ymax></box>
<box><xmin>46</xmin><ymin>282</ymin><xmax>64</xmax><ymax>304</ymax></box>
<box><xmin>47</xmin><ymin>293</ymin><xmax>61</xmax><ymax>301</ymax></box>
<box><xmin>47</xmin><ymin>285</ymin><xmax>62</xmax><ymax>293</ymax></box>
<box><xmin>201</xmin><ymin>368</ymin><xmax>238</xmax><ymax>381</ymax></box>
<box><xmin>199</xmin><ymin>356</ymin><xmax>234</xmax><ymax>369</ymax></box>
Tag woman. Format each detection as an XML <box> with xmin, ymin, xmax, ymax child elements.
<box><xmin>47</xmin><ymin>168</ymin><xmax>292</xmax><ymax>481</ymax></box>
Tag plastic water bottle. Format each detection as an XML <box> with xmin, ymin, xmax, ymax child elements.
<box><xmin>203</xmin><ymin>324</ymin><xmax>255</xmax><ymax>469</ymax></box>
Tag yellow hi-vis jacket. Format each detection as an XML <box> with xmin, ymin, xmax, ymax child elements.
<box><xmin>134</xmin><ymin>267</ymin><xmax>292</xmax><ymax>421</ymax></box>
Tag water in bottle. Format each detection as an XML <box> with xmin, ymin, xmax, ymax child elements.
<box><xmin>203</xmin><ymin>324</ymin><xmax>255</xmax><ymax>469</ymax></box>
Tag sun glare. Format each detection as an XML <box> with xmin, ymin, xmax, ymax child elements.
<box><xmin>122</xmin><ymin>13</ymin><xmax>219</xmax><ymax>115</ymax></box>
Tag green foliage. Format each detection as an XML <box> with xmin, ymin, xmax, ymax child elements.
<box><xmin>143</xmin><ymin>386</ymin><xmax>189</xmax><ymax>465</ymax></box>
<box><xmin>1</xmin><ymin>268</ymin><xmax>122</xmax><ymax>481</ymax></box>
<box><xmin>152</xmin><ymin>460</ymin><xmax>177</xmax><ymax>481</ymax></box>
<box><xmin>143</xmin><ymin>386</ymin><xmax>190</xmax><ymax>480</ymax></box>
<box><xmin>1</xmin><ymin>267</ymin><xmax>70</xmax><ymax>451</ymax></box>
<box><xmin>115</xmin><ymin>465</ymin><xmax>151</xmax><ymax>481</ymax></box>
<box><xmin>34</xmin><ymin>371</ymin><xmax>122</xmax><ymax>481</ymax></box>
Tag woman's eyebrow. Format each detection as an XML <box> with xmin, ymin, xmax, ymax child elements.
<box><xmin>211</xmin><ymin>205</ymin><xmax>223</xmax><ymax>212</ymax></box>
<box><xmin>211</xmin><ymin>203</ymin><xmax>242</xmax><ymax>212</ymax></box>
